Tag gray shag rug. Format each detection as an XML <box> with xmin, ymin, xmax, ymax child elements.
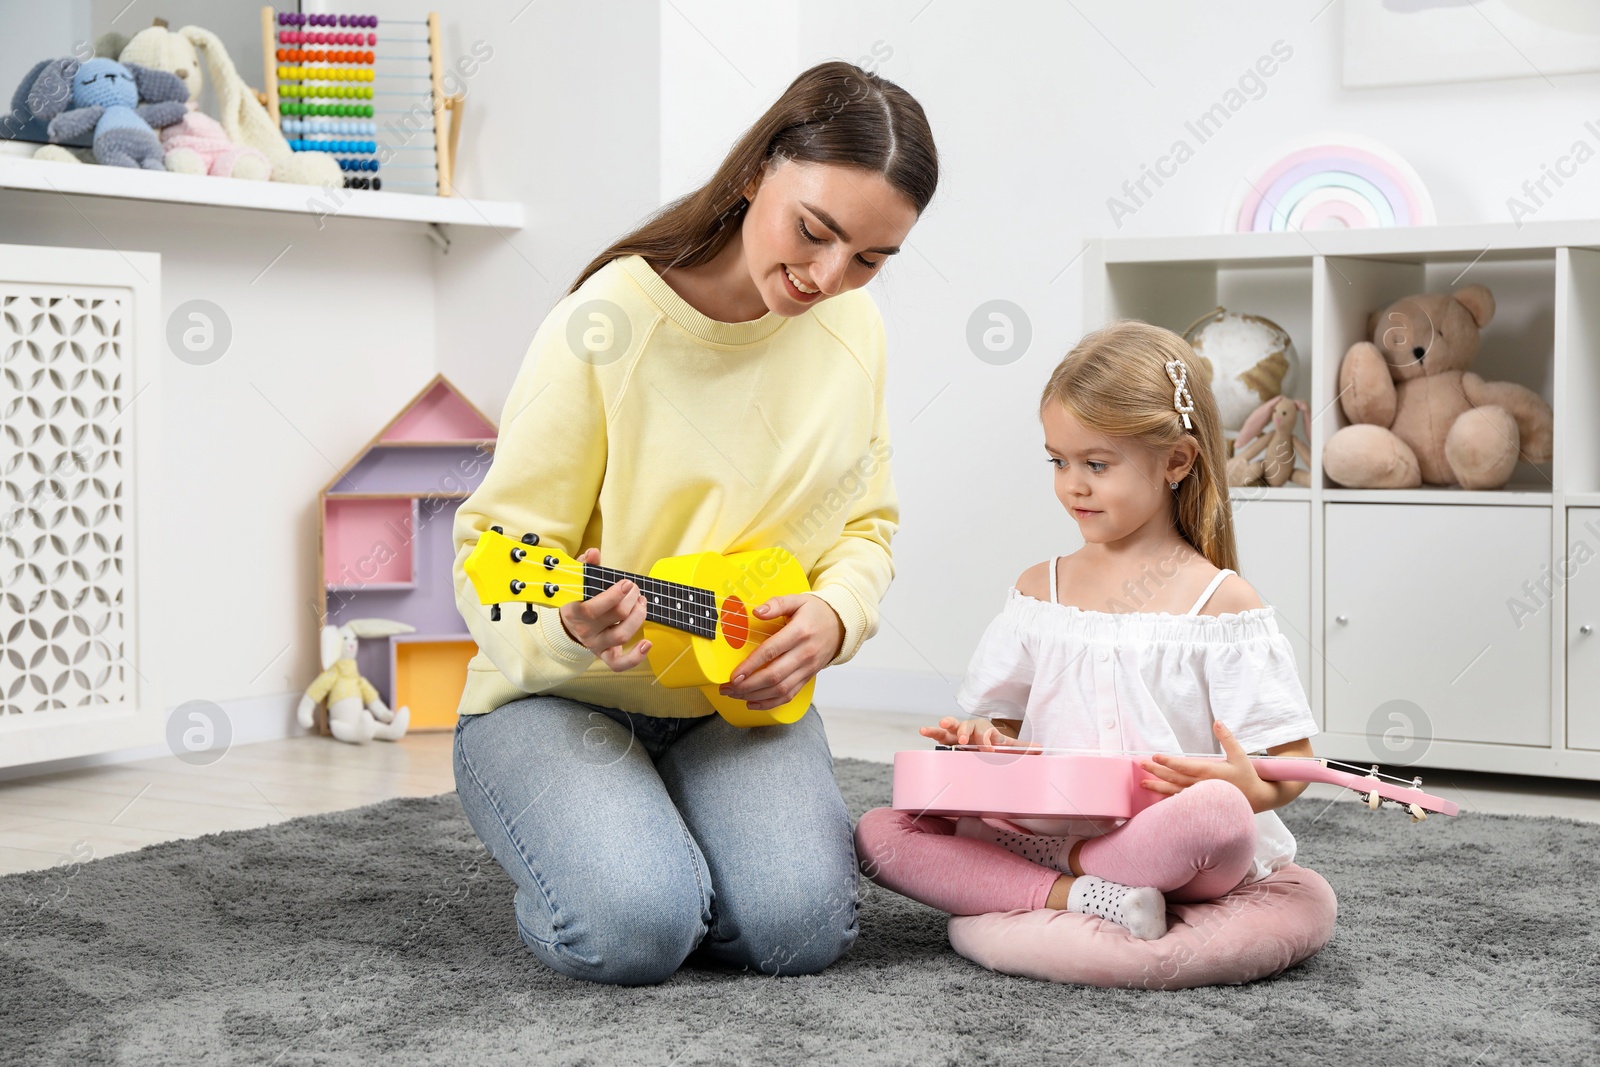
<box><xmin>2</xmin><ymin>757</ymin><xmax>1597</xmax><ymax>1066</ymax></box>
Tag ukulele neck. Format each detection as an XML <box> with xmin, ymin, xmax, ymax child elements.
<box><xmin>584</xmin><ymin>565</ymin><xmax>719</xmax><ymax>639</ymax></box>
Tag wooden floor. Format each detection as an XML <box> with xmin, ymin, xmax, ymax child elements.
<box><xmin>3</xmin><ymin>707</ymin><xmax>1599</xmax><ymax>875</ymax></box>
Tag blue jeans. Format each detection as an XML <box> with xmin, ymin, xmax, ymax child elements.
<box><xmin>452</xmin><ymin>695</ymin><xmax>859</xmax><ymax>986</ymax></box>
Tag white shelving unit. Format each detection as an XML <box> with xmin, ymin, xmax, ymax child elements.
<box><xmin>0</xmin><ymin>158</ymin><xmax>524</xmax><ymax>230</ymax></box>
<box><xmin>1083</xmin><ymin>220</ymin><xmax>1600</xmax><ymax>781</ymax></box>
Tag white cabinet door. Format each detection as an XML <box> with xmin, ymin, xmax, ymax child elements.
<box><xmin>1325</xmin><ymin>504</ymin><xmax>1551</xmax><ymax>748</ymax></box>
<box><xmin>1231</xmin><ymin>498</ymin><xmax>1311</xmax><ymax>701</ymax></box>
<box><xmin>1568</xmin><ymin>509</ymin><xmax>1600</xmax><ymax>750</ymax></box>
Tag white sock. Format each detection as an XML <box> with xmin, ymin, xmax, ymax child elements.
<box><xmin>1066</xmin><ymin>875</ymin><xmax>1167</xmax><ymax>940</ymax></box>
<box><xmin>953</xmin><ymin>817</ymin><xmax>1082</xmax><ymax>874</ymax></box>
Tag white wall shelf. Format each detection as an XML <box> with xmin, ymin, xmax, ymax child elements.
<box><xmin>1085</xmin><ymin>219</ymin><xmax>1600</xmax><ymax>782</ymax></box>
<box><xmin>0</xmin><ymin>158</ymin><xmax>524</xmax><ymax>230</ymax></box>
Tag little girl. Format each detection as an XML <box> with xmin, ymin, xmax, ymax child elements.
<box><xmin>855</xmin><ymin>320</ymin><xmax>1319</xmax><ymax>940</ymax></box>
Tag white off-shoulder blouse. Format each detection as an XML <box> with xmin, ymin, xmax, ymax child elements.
<box><xmin>953</xmin><ymin>557</ymin><xmax>1320</xmax><ymax>883</ymax></box>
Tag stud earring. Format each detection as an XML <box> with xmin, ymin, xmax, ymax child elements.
<box><xmin>1169</xmin><ymin>480</ymin><xmax>1180</xmax><ymax>490</ymax></box>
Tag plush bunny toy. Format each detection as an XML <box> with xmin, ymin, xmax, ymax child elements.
<box><xmin>297</xmin><ymin>619</ymin><xmax>414</xmax><ymax>744</ymax></box>
<box><xmin>27</xmin><ymin>57</ymin><xmax>188</xmax><ymax>169</ymax></box>
<box><xmin>1227</xmin><ymin>394</ymin><xmax>1312</xmax><ymax>488</ymax></box>
<box><xmin>117</xmin><ymin>22</ymin><xmax>270</xmax><ymax>179</ymax></box>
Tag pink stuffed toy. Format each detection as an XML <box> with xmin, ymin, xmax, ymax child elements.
<box><xmin>160</xmin><ymin>101</ymin><xmax>270</xmax><ymax>179</ymax></box>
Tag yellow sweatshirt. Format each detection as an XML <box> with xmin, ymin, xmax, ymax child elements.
<box><xmin>304</xmin><ymin>659</ymin><xmax>378</xmax><ymax>708</ymax></box>
<box><xmin>451</xmin><ymin>254</ymin><xmax>897</xmax><ymax>718</ymax></box>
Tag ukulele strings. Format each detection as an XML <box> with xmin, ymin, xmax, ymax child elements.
<box><xmin>943</xmin><ymin>744</ymin><xmax>1429</xmax><ymax>786</ymax></box>
<box><xmin>498</xmin><ymin>557</ymin><xmax>765</xmax><ymax>630</ymax></box>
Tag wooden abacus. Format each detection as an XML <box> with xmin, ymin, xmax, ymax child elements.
<box><xmin>260</xmin><ymin>7</ymin><xmax>464</xmax><ymax>196</ymax></box>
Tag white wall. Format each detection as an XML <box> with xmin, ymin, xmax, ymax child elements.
<box><xmin>661</xmin><ymin>0</ymin><xmax>1600</xmax><ymax>713</ymax></box>
<box><xmin>429</xmin><ymin>0</ymin><xmax>663</xmax><ymax>423</ymax></box>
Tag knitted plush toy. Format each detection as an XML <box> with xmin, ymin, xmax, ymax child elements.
<box><xmin>8</xmin><ymin>59</ymin><xmax>87</xmax><ymax>163</ymax></box>
<box><xmin>177</xmin><ymin>24</ymin><xmax>343</xmax><ymax>187</ymax></box>
<box><xmin>117</xmin><ymin>22</ymin><xmax>270</xmax><ymax>180</ymax></box>
<box><xmin>296</xmin><ymin>619</ymin><xmax>413</xmax><ymax>744</ymax></box>
<box><xmin>26</xmin><ymin>57</ymin><xmax>188</xmax><ymax>170</ymax></box>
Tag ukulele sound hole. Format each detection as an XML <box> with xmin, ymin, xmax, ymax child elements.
<box><xmin>720</xmin><ymin>595</ymin><xmax>750</xmax><ymax>649</ymax></box>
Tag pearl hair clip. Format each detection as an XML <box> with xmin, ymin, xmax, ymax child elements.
<box><xmin>1165</xmin><ymin>358</ymin><xmax>1195</xmax><ymax>430</ymax></box>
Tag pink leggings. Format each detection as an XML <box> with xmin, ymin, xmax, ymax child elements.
<box><xmin>854</xmin><ymin>778</ymin><xmax>1257</xmax><ymax>916</ymax></box>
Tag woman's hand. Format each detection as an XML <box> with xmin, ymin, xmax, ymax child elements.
<box><xmin>919</xmin><ymin>716</ymin><xmax>1037</xmax><ymax>752</ymax></box>
<box><xmin>1140</xmin><ymin>721</ymin><xmax>1274</xmax><ymax>812</ymax></box>
<box><xmin>557</xmin><ymin>548</ymin><xmax>652</xmax><ymax>673</ymax></box>
<box><xmin>717</xmin><ymin>593</ymin><xmax>844</xmax><ymax>713</ymax></box>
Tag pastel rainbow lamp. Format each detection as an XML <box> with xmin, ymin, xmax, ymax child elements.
<box><xmin>1225</xmin><ymin>135</ymin><xmax>1436</xmax><ymax>232</ymax></box>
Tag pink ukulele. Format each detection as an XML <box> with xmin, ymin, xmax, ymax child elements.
<box><xmin>893</xmin><ymin>746</ymin><xmax>1459</xmax><ymax>823</ymax></box>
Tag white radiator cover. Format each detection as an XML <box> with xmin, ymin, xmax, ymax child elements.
<box><xmin>0</xmin><ymin>245</ymin><xmax>161</xmax><ymax>768</ymax></box>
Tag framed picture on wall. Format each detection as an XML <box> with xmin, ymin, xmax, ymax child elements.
<box><xmin>1343</xmin><ymin>0</ymin><xmax>1600</xmax><ymax>87</ymax></box>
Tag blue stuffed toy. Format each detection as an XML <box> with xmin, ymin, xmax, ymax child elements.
<box><xmin>25</xmin><ymin>57</ymin><xmax>188</xmax><ymax>170</ymax></box>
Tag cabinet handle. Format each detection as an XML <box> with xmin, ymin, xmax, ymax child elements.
<box><xmin>1583</xmin><ymin>624</ymin><xmax>1594</xmax><ymax>636</ymax></box>
<box><xmin>1335</xmin><ymin>614</ymin><xmax>1349</xmax><ymax>625</ymax></box>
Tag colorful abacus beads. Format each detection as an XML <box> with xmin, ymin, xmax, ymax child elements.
<box><xmin>272</xmin><ymin>10</ymin><xmax>401</xmax><ymax>192</ymax></box>
<box><xmin>278</xmin><ymin>31</ymin><xmax>378</xmax><ymax>44</ymax></box>
<box><xmin>288</xmin><ymin>139</ymin><xmax>378</xmax><ymax>154</ymax></box>
<box><xmin>279</xmin><ymin>85</ymin><xmax>374</xmax><ymax>98</ymax></box>
<box><xmin>277</xmin><ymin>66</ymin><xmax>375</xmax><ymax>81</ymax></box>
<box><xmin>279</xmin><ymin>102</ymin><xmax>374</xmax><ymax>117</ymax></box>
<box><xmin>280</xmin><ymin>119</ymin><xmax>376</xmax><ymax>135</ymax></box>
<box><xmin>277</xmin><ymin>12</ymin><xmax>378</xmax><ymax>27</ymax></box>
<box><xmin>276</xmin><ymin>49</ymin><xmax>376</xmax><ymax>64</ymax></box>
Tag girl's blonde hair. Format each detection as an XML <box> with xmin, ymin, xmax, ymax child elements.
<box><xmin>1039</xmin><ymin>320</ymin><xmax>1238</xmax><ymax>572</ymax></box>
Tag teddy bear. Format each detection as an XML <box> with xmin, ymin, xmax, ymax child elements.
<box><xmin>26</xmin><ymin>56</ymin><xmax>189</xmax><ymax>170</ymax></box>
<box><xmin>1321</xmin><ymin>285</ymin><xmax>1554</xmax><ymax>490</ymax></box>
<box><xmin>116</xmin><ymin>21</ymin><xmax>270</xmax><ymax>180</ymax></box>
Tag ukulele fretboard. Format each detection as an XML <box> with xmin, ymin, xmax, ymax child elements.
<box><xmin>586</xmin><ymin>565</ymin><xmax>720</xmax><ymax>640</ymax></box>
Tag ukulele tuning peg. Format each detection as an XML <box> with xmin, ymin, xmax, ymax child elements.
<box><xmin>489</xmin><ymin>604</ymin><xmax>501</xmax><ymax>622</ymax></box>
<box><xmin>509</xmin><ymin>580</ymin><xmax>526</xmax><ymax>594</ymax></box>
<box><xmin>1408</xmin><ymin>803</ymin><xmax>1427</xmax><ymax>823</ymax></box>
<box><xmin>1365</xmin><ymin>791</ymin><xmax>1381</xmax><ymax>811</ymax></box>
<box><xmin>510</xmin><ymin>547</ymin><xmax>526</xmax><ymax>562</ymax></box>
<box><xmin>521</xmin><ymin>606</ymin><xmax>537</xmax><ymax>624</ymax></box>
<box><xmin>490</xmin><ymin>525</ymin><xmax>503</xmax><ymax>534</ymax></box>
<box><xmin>521</xmin><ymin>532</ymin><xmax>540</xmax><ymax>546</ymax></box>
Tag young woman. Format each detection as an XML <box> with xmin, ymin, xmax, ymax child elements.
<box><xmin>450</xmin><ymin>61</ymin><xmax>938</xmax><ymax>986</ymax></box>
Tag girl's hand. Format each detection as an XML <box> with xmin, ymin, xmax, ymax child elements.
<box><xmin>557</xmin><ymin>548</ymin><xmax>652</xmax><ymax>673</ymax></box>
<box><xmin>717</xmin><ymin>594</ymin><xmax>844</xmax><ymax>712</ymax></box>
<box><xmin>1140</xmin><ymin>721</ymin><xmax>1274</xmax><ymax>812</ymax></box>
<box><xmin>919</xmin><ymin>716</ymin><xmax>1039</xmax><ymax>752</ymax></box>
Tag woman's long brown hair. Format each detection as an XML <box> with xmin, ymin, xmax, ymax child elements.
<box><xmin>568</xmin><ymin>61</ymin><xmax>938</xmax><ymax>294</ymax></box>
<box><xmin>1040</xmin><ymin>320</ymin><xmax>1239</xmax><ymax>573</ymax></box>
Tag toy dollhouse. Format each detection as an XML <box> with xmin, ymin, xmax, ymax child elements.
<box><xmin>315</xmin><ymin>373</ymin><xmax>495</xmax><ymax>734</ymax></box>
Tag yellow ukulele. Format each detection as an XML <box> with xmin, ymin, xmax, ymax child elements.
<box><xmin>463</xmin><ymin>527</ymin><xmax>814</xmax><ymax>727</ymax></box>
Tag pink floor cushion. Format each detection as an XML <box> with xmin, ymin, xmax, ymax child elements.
<box><xmin>947</xmin><ymin>864</ymin><xmax>1337</xmax><ymax>990</ymax></box>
